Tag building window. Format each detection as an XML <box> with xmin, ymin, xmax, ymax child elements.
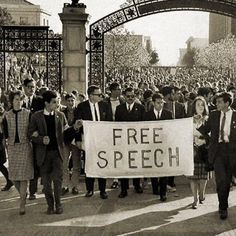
<box><xmin>43</xmin><ymin>19</ymin><xmax>46</xmax><ymax>26</ymax></box>
<box><xmin>20</xmin><ymin>17</ymin><xmax>28</xmax><ymax>25</ymax></box>
<box><xmin>47</xmin><ymin>20</ymin><xmax>49</xmax><ymax>26</ymax></box>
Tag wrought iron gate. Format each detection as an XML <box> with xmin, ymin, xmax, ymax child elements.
<box><xmin>0</xmin><ymin>26</ymin><xmax>62</xmax><ymax>92</ymax></box>
<box><xmin>88</xmin><ymin>0</ymin><xmax>236</xmax><ymax>91</ymax></box>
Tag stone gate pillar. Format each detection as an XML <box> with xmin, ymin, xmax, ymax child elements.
<box><xmin>59</xmin><ymin>1</ymin><xmax>90</xmax><ymax>94</ymax></box>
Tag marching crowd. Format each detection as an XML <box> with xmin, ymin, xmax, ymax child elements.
<box><xmin>0</xmin><ymin>67</ymin><xmax>236</xmax><ymax>221</ymax></box>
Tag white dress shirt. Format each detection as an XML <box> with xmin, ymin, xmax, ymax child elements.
<box><xmin>89</xmin><ymin>101</ymin><xmax>100</xmax><ymax>121</ymax></box>
<box><xmin>154</xmin><ymin>108</ymin><xmax>163</xmax><ymax>119</ymax></box>
<box><xmin>43</xmin><ymin>109</ymin><xmax>54</xmax><ymax>116</ymax></box>
<box><xmin>126</xmin><ymin>102</ymin><xmax>134</xmax><ymax>112</ymax></box>
<box><xmin>219</xmin><ymin>108</ymin><xmax>233</xmax><ymax>143</ymax></box>
<box><xmin>25</xmin><ymin>95</ymin><xmax>34</xmax><ymax>109</ymax></box>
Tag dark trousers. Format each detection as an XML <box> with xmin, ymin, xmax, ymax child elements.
<box><xmin>151</xmin><ymin>177</ymin><xmax>167</xmax><ymax>197</ymax></box>
<box><xmin>29</xmin><ymin>147</ymin><xmax>40</xmax><ymax>195</ymax></box>
<box><xmin>120</xmin><ymin>178</ymin><xmax>141</xmax><ymax>192</ymax></box>
<box><xmin>40</xmin><ymin>150</ymin><xmax>63</xmax><ymax>208</ymax></box>
<box><xmin>214</xmin><ymin>144</ymin><xmax>232</xmax><ymax>210</ymax></box>
<box><xmin>167</xmin><ymin>176</ymin><xmax>175</xmax><ymax>187</ymax></box>
<box><xmin>84</xmin><ymin>152</ymin><xmax>106</xmax><ymax>192</ymax></box>
<box><xmin>86</xmin><ymin>177</ymin><xmax>106</xmax><ymax>193</ymax></box>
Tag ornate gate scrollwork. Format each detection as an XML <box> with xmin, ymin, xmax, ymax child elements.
<box><xmin>0</xmin><ymin>26</ymin><xmax>62</xmax><ymax>92</ymax></box>
<box><xmin>89</xmin><ymin>0</ymin><xmax>236</xmax><ymax>90</ymax></box>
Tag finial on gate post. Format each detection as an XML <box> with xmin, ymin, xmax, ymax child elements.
<box><xmin>64</xmin><ymin>0</ymin><xmax>86</xmax><ymax>8</ymax></box>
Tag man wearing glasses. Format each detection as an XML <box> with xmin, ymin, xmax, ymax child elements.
<box><xmin>23</xmin><ymin>78</ymin><xmax>44</xmax><ymax>201</ymax></box>
<box><xmin>115</xmin><ymin>87</ymin><xmax>145</xmax><ymax>198</ymax></box>
<box><xmin>74</xmin><ymin>85</ymin><xmax>112</xmax><ymax>199</ymax></box>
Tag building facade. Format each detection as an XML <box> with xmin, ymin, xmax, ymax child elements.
<box><xmin>177</xmin><ymin>37</ymin><xmax>208</xmax><ymax>66</ymax></box>
<box><xmin>0</xmin><ymin>0</ymin><xmax>50</xmax><ymax>26</ymax></box>
<box><xmin>209</xmin><ymin>13</ymin><xmax>236</xmax><ymax>43</ymax></box>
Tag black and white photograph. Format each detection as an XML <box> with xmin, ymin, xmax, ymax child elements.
<box><xmin>0</xmin><ymin>0</ymin><xmax>236</xmax><ymax>235</ymax></box>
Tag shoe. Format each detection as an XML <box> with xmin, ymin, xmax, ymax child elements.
<box><xmin>28</xmin><ymin>194</ymin><xmax>36</xmax><ymax>200</ymax></box>
<box><xmin>192</xmin><ymin>202</ymin><xmax>198</xmax><ymax>209</ymax></box>
<box><xmin>135</xmin><ymin>187</ymin><xmax>143</xmax><ymax>194</ymax></box>
<box><xmin>19</xmin><ymin>210</ymin><xmax>25</xmax><ymax>215</ymax></box>
<box><xmin>199</xmin><ymin>197</ymin><xmax>205</xmax><ymax>204</ymax></box>
<box><xmin>100</xmin><ymin>192</ymin><xmax>108</xmax><ymax>199</ymax></box>
<box><xmin>219</xmin><ymin>209</ymin><xmax>228</xmax><ymax>220</ymax></box>
<box><xmin>160</xmin><ymin>196</ymin><xmax>167</xmax><ymax>202</ymax></box>
<box><xmin>110</xmin><ymin>181</ymin><xmax>119</xmax><ymax>189</ymax></box>
<box><xmin>72</xmin><ymin>187</ymin><xmax>79</xmax><ymax>195</ymax></box>
<box><xmin>118</xmin><ymin>191</ymin><xmax>128</xmax><ymax>198</ymax></box>
<box><xmin>85</xmin><ymin>191</ymin><xmax>93</xmax><ymax>197</ymax></box>
<box><xmin>61</xmin><ymin>187</ymin><xmax>69</xmax><ymax>196</ymax></box>
<box><xmin>1</xmin><ymin>181</ymin><xmax>13</xmax><ymax>191</ymax></box>
<box><xmin>55</xmin><ymin>205</ymin><xmax>63</xmax><ymax>214</ymax></box>
<box><xmin>167</xmin><ymin>185</ymin><xmax>176</xmax><ymax>192</ymax></box>
<box><xmin>46</xmin><ymin>207</ymin><xmax>55</xmax><ymax>215</ymax></box>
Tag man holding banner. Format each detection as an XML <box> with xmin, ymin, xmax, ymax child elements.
<box><xmin>115</xmin><ymin>87</ymin><xmax>146</xmax><ymax>198</ymax></box>
<box><xmin>74</xmin><ymin>85</ymin><xmax>112</xmax><ymax>199</ymax></box>
<box><xmin>145</xmin><ymin>93</ymin><xmax>173</xmax><ymax>201</ymax></box>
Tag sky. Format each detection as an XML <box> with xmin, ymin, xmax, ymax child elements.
<box><xmin>30</xmin><ymin>0</ymin><xmax>209</xmax><ymax>65</ymax></box>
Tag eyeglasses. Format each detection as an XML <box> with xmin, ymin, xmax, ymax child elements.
<box><xmin>92</xmin><ymin>93</ymin><xmax>102</xmax><ymax>97</ymax></box>
<box><xmin>126</xmin><ymin>95</ymin><xmax>135</xmax><ymax>98</ymax></box>
<box><xmin>27</xmin><ymin>86</ymin><xmax>35</xmax><ymax>89</ymax></box>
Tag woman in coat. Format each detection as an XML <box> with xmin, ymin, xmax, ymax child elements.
<box><xmin>188</xmin><ymin>96</ymin><xmax>211</xmax><ymax>209</ymax></box>
<box><xmin>4</xmin><ymin>90</ymin><xmax>33</xmax><ymax>215</ymax></box>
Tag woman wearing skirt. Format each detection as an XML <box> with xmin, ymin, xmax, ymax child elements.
<box><xmin>188</xmin><ymin>96</ymin><xmax>212</xmax><ymax>209</ymax></box>
<box><xmin>4</xmin><ymin>90</ymin><xmax>33</xmax><ymax>215</ymax></box>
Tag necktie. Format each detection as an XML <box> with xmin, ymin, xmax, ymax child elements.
<box><xmin>128</xmin><ymin>104</ymin><xmax>131</xmax><ymax>112</ymax></box>
<box><xmin>28</xmin><ymin>98</ymin><xmax>31</xmax><ymax>109</ymax></box>
<box><xmin>220</xmin><ymin>112</ymin><xmax>226</xmax><ymax>142</ymax></box>
<box><xmin>94</xmin><ymin>104</ymin><xmax>98</xmax><ymax>121</ymax></box>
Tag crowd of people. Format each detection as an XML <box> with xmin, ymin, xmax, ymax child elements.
<box><xmin>0</xmin><ymin>65</ymin><xmax>236</xmax><ymax>221</ymax></box>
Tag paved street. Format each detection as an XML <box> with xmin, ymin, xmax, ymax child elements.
<box><xmin>0</xmin><ymin>176</ymin><xmax>236</xmax><ymax>236</ymax></box>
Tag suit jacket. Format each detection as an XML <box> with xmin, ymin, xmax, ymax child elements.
<box><xmin>104</xmin><ymin>96</ymin><xmax>125</xmax><ymax>120</ymax></box>
<box><xmin>198</xmin><ymin>109</ymin><xmax>236</xmax><ymax>165</ymax></box>
<box><xmin>23</xmin><ymin>95</ymin><xmax>44</xmax><ymax>114</ymax></box>
<box><xmin>74</xmin><ymin>100</ymin><xmax>112</xmax><ymax>141</ymax></box>
<box><xmin>115</xmin><ymin>102</ymin><xmax>145</xmax><ymax>122</ymax></box>
<box><xmin>185</xmin><ymin>101</ymin><xmax>194</xmax><ymax>118</ymax></box>
<box><xmin>28</xmin><ymin>110</ymin><xmax>68</xmax><ymax>166</ymax></box>
<box><xmin>164</xmin><ymin>101</ymin><xmax>186</xmax><ymax>119</ymax></box>
<box><xmin>145</xmin><ymin>109</ymin><xmax>173</xmax><ymax>121</ymax></box>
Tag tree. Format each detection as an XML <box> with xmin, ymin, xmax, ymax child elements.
<box><xmin>104</xmin><ymin>26</ymin><xmax>151</xmax><ymax>71</ymax></box>
<box><xmin>182</xmin><ymin>48</ymin><xmax>197</xmax><ymax>68</ymax></box>
<box><xmin>149</xmin><ymin>50</ymin><xmax>159</xmax><ymax>65</ymax></box>
<box><xmin>0</xmin><ymin>7</ymin><xmax>14</xmax><ymax>26</ymax></box>
<box><xmin>194</xmin><ymin>34</ymin><xmax>236</xmax><ymax>72</ymax></box>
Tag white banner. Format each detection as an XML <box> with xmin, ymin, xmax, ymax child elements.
<box><xmin>84</xmin><ymin>118</ymin><xmax>194</xmax><ymax>178</ymax></box>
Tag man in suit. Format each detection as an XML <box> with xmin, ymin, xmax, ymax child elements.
<box><xmin>104</xmin><ymin>82</ymin><xmax>125</xmax><ymax>189</ymax></box>
<box><xmin>161</xmin><ymin>86</ymin><xmax>186</xmax><ymax>191</ymax></box>
<box><xmin>145</xmin><ymin>93</ymin><xmax>173</xmax><ymax>201</ymax></box>
<box><xmin>29</xmin><ymin>90</ymin><xmax>68</xmax><ymax>214</ymax></box>
<box><xmin>199</xmin><ymin>92</ymin><xmax>236</xmax><ymax>220</ymax></box>
<box><xmin>115</xmin><ymin>87</ymin><xmax>145</xmax><ymax>198</ymax></box>
<box><xmin>23</xmin><ymin>78</ymin><xmax>44</xmax><ymax>200</ymax></box>
<box><xmin>74</xmin><ymin>85</ymin><xmax>112</xmax><ymax>199</ymax></box>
